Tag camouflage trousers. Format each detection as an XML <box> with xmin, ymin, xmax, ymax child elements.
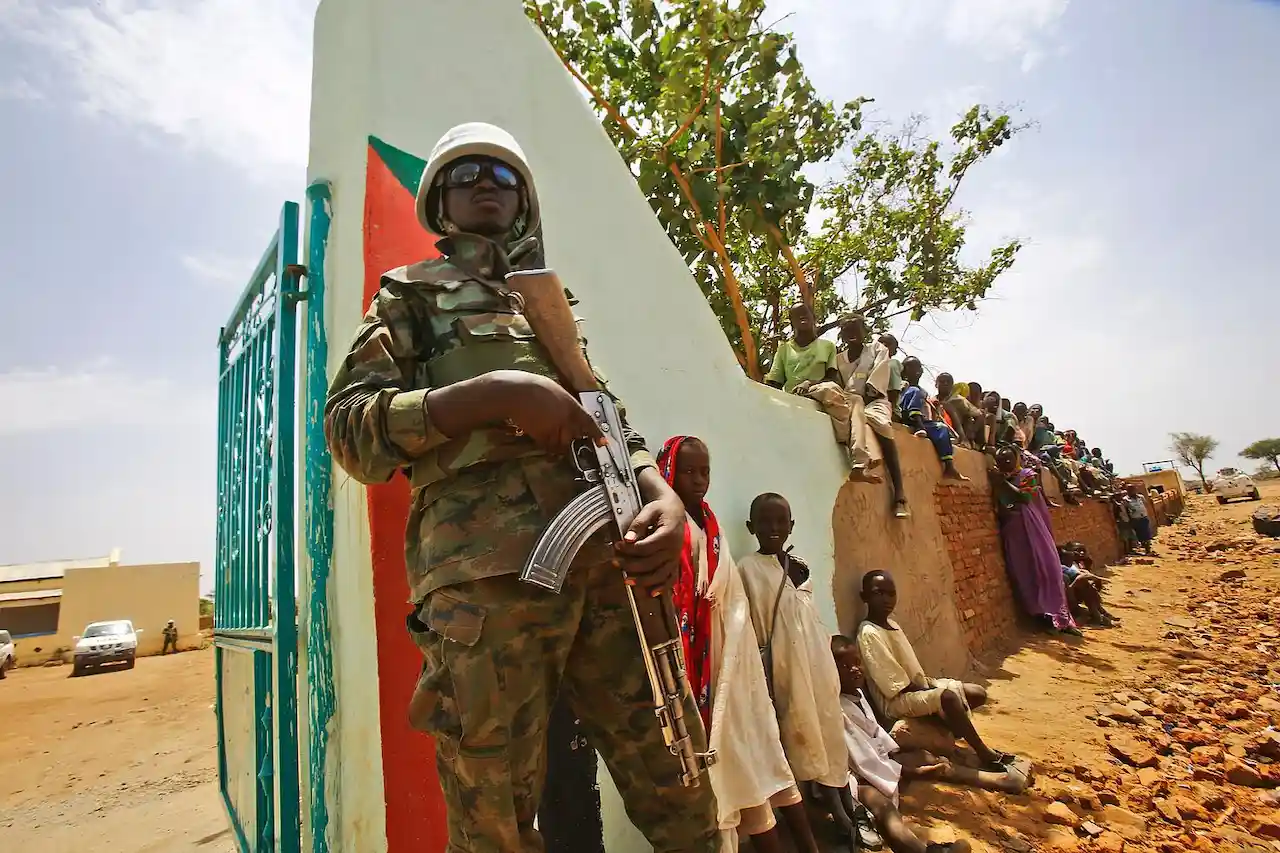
<box><xmin>407</xmin><ymin>539</ymin><xmax>721</xmax><ymax>853</ymax></box>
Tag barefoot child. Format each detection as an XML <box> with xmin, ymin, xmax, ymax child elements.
<box><xmin>657</xmin><ymin>438</ymin><xmax>810</xmax><ymax>853</ymax></box>
<box><xmin>857</xmin><ymin>571</ymin><xmax>1017</xmax><ymax>774</ymax></box>
<box><xmin>900</xmin><ymin>358</ymin><xmax>967</xmax><ymax>482</ymax></box>
<box><xmin>738</xmin><ymin>493</ymin><xmax>858</xmax><ymax>843</ymax></box>
<box><xmin>1059</xmin><ymin>542</ymin><xmax>1117</xmax><ymax>627</ymax></box>
<box><xmin>831</xmin><ymin>635</ymin><xmax>974</xmax><ymax>853</ymax></box>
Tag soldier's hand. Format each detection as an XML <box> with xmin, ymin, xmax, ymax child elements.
<box><xmin>494</xmin><ymin>371</ymin><xmax>603</xmax><ymax>452</ymax></box>
<box><xmin>617</xmin><ymin>469</ymin><xmax>685</xmax><ymax>592</ymax></box>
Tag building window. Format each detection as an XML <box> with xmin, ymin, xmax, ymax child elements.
<box><xmin>0</xmin><ymin>603</ymin><xmax>61</xmax><ymax>637</ymax></box>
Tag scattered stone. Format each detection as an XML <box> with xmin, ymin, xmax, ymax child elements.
<box><xmin>1154</xmin><ymin>797</ymin><xmax>1182</xmax><ymax>824</ymax></box>
<box><xmin>1099</xmin><ymin>804</ymin><xmax>1148</xmax><ymax>839</ymax></box>
<box><xmin>1225</xmin><ymin>756</ymin><xmax>1270</xmax><ymax>788</ymax></box>
<box><xmin>1248</xmin><ymin>815</ymin><xmax>1280</xmax><ymax>839</ymax></box>
<box><xmin>1127</xmin><ymin>700</ymin><xmax>1154</xmax><ymax>717</ymax></box>
<box><xmin>1171</xmin><ymin>795</ymin><xmax>1208</xmax><ymax>822</ymax></box>
<box><xmin>1102</xmin><ymin>703</ymin><xmax>1143</xmax><ymax>724</ymax></box>
<box><xmin>1164</xmin><ymin>615</ymin><xmax>1199</xmax><ymax>630</ymax></box>
<box><xmin>1079</xmin><ymin>820</ymin><xmax>1105</xmax><ymax>838</ymax></box>
<box><xmin>1041</xmin><ymin>827</ymin><xmax>1079</xmax><ymax>849</ymax></box>
<box><xmin>1045</xmin><ymin>801</ymin><xmax>1079</xmax><ymax>827</ymax></box>
<box><xmin>1137</xmin><ymin>767</ymin><xmax>1163</xmax><ymax>788</ymax></box>
<box><xmin>1218</xmin><ymin>568</ymin><xmax>1247</xmax><ymax>582</ymax></box>
<box><xmin>1108</xmin><ymin>734</ymin><xmax>1159</xmax><ymax>768</ymax></box>
<box><xmin>1177</xmin><ymin>664</ymin><xmax>1204</xmax><ymax>675</ymax></box>
<box><xmin>1093</xmin><ymin>831</ymin><xmax>1126</xmax><ymax>852</ymax></box>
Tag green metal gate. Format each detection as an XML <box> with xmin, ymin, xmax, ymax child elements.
<box><xmin>214</xmin><ymin>202</ymin><xmax>303</xmax><ymax>853</ymax></box>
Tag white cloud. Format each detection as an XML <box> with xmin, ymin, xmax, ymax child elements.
<box><xmin>944</xmin><ymin>0</ymin><xmax>1070</xmax><ymax>64</ymax></box>
<box><xmin>0</xmin><ymin>77</ymin><xmax>42</xmax><ymax>101</ymax></box>
<box><xmin>786</xmin><ymin>0</ymin><xmax>1069</xmax><ymax>72</ymax></box>
<box><xmin>0</xmin><ymin>0</ymin><xmax>314</xmax><ymax>178</ymax></box>
<box><xmin>182</xmin><ymin>252</ymin><xmax>250</xmax><ymax>290</ymax></box>
<box><xmin>0</xmin><ymin>360</ymin><xmax>212</xmax><ymax>435</ymax></box>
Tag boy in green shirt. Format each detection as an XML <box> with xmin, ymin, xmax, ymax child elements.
<box><xmin>765</xmin><ymin>304</ymin><xmax>839</xmax><ymax>394</ymax></box>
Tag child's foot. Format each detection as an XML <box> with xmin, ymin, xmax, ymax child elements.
<box><xmin>849</xmin><ymin>468</ymin><xmax>884</xmax><ymax>484</ymax></box>
<box><xmin>894</xmin><ymin>499</ymin><xmax>911</xmax><ymax>519</ymax></box>
<box><xmin>942</xmin><ymin>464</ymin><xmax>970</xmax><ymax>482</ymax></box>
<box><xmin>914</xmin><ymin>429</ymin><xmax>928</xmax><ymax>438</ymax></box>
<box><xmin>1061</xmin><ymin>626</ymin><xmax>1084</xmax><ymax>637</ymax></box>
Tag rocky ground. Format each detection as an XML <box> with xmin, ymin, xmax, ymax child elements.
<box><xmin>901</xmin><ymin>483</ymin><xmax>1280</xmax><ymax>852</ymax></box>
<box><xmin>2</xmin><ymin>486</ymin><xmax>1278</xmax><ymax>852</ymax></box>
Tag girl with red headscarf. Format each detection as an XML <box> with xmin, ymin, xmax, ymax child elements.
<box><xmin>657</xmin><ymin>436</ymin><xmax>807</xmax><ymax>853</ymax></box>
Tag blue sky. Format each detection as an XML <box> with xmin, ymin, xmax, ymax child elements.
<box><xmin>1</xmin><ymin>0</ymin><xmax>1276</xmax><ymax>585</ymax></box>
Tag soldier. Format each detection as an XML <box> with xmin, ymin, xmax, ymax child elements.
<box><xmin>162</xmin><ymin>619</ymin><xmax>178</xmax><ymax>655</ymax></box>
<box><xmin>324</xmin><ymin>122</ymin><xmax>719</xmax><ymax>853</ymax></box>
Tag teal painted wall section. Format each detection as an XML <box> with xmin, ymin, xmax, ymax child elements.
<box><xmin>303</xmin><ymin>181</ymin><xmax>337</xmax><ymax>853</ymax></box>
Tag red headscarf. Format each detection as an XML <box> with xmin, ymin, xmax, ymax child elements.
<box><xmin>657</xmin><ymin>436</ymin><xmax>721</xmax><ymax>732</ymax></box>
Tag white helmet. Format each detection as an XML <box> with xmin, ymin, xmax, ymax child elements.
<box><xmin>416</xmin><ymin>122</ymin><xmax>540</xmax><ymax>239</ymax></box>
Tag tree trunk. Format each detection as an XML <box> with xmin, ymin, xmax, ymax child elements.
<box><xmin>538</xmin><ymin>693</ymin><xmax>604</xmax><ymax>853</ymax></box>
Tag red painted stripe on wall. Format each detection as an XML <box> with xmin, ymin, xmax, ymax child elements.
<box><xmin>361</xmin><ymin>144</ymin><xmax>448</xmax><ymax>853</ymax></box>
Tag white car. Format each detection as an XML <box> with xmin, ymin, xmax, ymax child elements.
<box><xmin>0</xmin><ymin>630</ymin><xmax>14</xmax><ymax>679</ymax></box>
<box><xmin>72</xmin><ymin>620</ymin><xmax>141</xmax><ymax>676</ymax></box>
<box><xmin>1212</xmin><ymin>468</ymin><xmax>1261</xmax><ymax>504</ymax></box>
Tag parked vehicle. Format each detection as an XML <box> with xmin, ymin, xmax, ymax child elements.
<box><xmin>1212</xmin><ymin>468</ymin><xmax>1261</xmax><ymax>504</ymax></box>
<box><xmin>72</xmin><ymin>620</ymin><xmax>141</xmax><ymax>676</ymax></box>
<box><xmin>0</xmin><ymin>630</ymin><xmax>14</xmax><ymax>678</ymax></box>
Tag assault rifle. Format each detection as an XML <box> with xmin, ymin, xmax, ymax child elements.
<box><xmin>503</xmin><ymin>267</ymin><xmax>716</xmax><ymax>788</ymax></box>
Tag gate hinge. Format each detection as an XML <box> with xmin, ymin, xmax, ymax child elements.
<box><xmin>284</xmin><ymin>264</ymin><xmax>310</xmax><ymax>302</ymax></box>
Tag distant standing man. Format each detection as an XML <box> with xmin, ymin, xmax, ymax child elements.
<box><xmin>162</xmin><ymin>620</ymin><xmax>178</xmax><ymax>655</ymax></box>
<box><xmin>324</xmin><ymin>123</ymin><xmax>718</xmax><ymax>853</ymax></box>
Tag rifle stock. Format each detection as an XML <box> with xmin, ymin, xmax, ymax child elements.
<box><xmin>503</xmin><ymin>268</ymin><xmax>715</xmax><ymax>787</ymax></box>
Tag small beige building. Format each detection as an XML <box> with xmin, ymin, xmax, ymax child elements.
<box><xmin>0</xmin><ymin>550</ymin><xmax>200</xmax><ymax>666</ymax></box>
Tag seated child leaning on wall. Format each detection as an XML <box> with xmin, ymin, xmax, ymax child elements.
<box><xmin>737</xmin><ymin>492</ymin><xmax>860</xmax><ymax>840</ymax></box>
<box><xmin>656</xmin><ymin>436</ymin><xmax>819</xmax><ymax>853</ymax></box>
<box><xmin>831</xmin><ymin>635</ymin><xmax>975</xmax><ymax>853</ymax></box>
<box><xmin>856</xmin><ymin>570</ymin><xmax>1017</xmax><ymax>774</ymax></box>
<box><xmin>899</xmin><ymin>357</ymin><xmax>968</xmax><ymax>482</ymax></box>
<box><xmin>1058</xmin><ymin>541</ymin><xmax>1118</xmax><ymax>628</ymax></box>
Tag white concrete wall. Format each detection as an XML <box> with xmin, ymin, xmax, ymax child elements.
<box><xmin>309</xmin><ymin>0</ymin><xmax>849</xmax><ymax>848</ymax></box>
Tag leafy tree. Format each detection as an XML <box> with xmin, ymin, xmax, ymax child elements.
<box><xmin>199</xmin><ymin>597</ymin><xmax>214</xmax><ymax>617</ymax></box>
<box><xmin>1241</xmin><ymin>437</ymin><xmax>1280</xmax><ymax>475</ymax></box>
<box><xmin>1170</xmin><ymin>432</ymin><xmax>1219</xmax><ymax>491</ymax></box>
<box><xmin>525</xmin><ymin>0</ymin><xmax>1022</xmax><ymax>378</ymax></box>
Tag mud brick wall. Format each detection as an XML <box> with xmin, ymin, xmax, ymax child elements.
<box><xmin>1047</xmin><ymin>497</ymin><xmax>1124</xmax><ymax>568</ymax></box>
<box><xmin>935</xmin><ymin>482</ymin><xmax>1019</xmax><ymax>658</ymax></box>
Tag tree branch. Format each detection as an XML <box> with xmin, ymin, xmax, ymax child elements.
<box><xmin>530</xmin><ymin>4</ymin><xmax>639</xmax><ymax>139</ymax></box>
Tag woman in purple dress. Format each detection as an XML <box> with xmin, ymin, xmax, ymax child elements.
<box><xmin>991</xmin><ymin>446</ymin><xmax>1081</xmax><ymax>636</ymax></box>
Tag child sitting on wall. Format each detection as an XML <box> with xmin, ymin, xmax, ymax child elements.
<box><xmin>838</xmin><ymin>316</ymin><xmax>909</xmax><ymax>517</ymax></box>
<box><xmin>899</xmin><ymin>357</ymin><xmax>968</xmax><ymax>482</ymax></box>
<box><xmin>764</xmin><ymin>303</ymin><xmax>840</xmax><ymax>394</ymax></box>
<box><xmin>737</xmin><ymin>493</ymin><xmax>858</xmax><ymax>841</ymax></box>
<box><xmin>656</xmin><ymin>437</ymin><xmax>815</xmax><ymax>853</ymax></box>
<box><xmin>856</xmin><ymin>570</ymin><xmax>1016</xmax><ymax>774</ymax></box>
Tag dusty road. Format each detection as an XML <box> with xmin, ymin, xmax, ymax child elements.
<box><xmin>0</xmin><ymin>647</ymin><xmax>234</xmax><ymax>852</ymax></box>
<box><xmin>906</xmin><ymin>482</ymin><xmax>1280</xmax><ymax>851</ymax></box>
<box><xmin>1</xmin><ymin>484</ymin><xmax>1278</xmax><ymax>852</ymax></box>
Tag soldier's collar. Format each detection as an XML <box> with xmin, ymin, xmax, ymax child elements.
<box><xmin>434</xmin><ymin>233</ymin><xmax>511</xmax><ymax>281</ymax></box>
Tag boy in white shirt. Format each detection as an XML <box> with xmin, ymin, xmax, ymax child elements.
<box><xmin>832</xmin><ymin>635</ymin><xmax>973</xmax><ymax>853</ymax></box>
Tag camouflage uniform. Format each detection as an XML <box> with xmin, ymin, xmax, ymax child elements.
<box><xmin>324</xmin><ymin>229</ymin><xmax>720</xmax><ymax>853</ymax></box>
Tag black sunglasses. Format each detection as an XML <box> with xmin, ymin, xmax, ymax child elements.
<box><xmin>441</xmin><ymin>159</ymin><xmax>521</xmax><ymax>191</ymax></box>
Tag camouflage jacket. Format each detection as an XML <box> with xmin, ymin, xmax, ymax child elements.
<box><xmin>324</xmin><ymin>233</ymin><xmax>655</xmax><ymax>601</ymax></box>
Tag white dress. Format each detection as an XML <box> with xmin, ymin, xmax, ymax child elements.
<box><xmin>686</xmin><ymin>519</ymin><xmax>797</xmax><ymax>844</ymax></box>
<box><xmin>737</xmin><ymin>552</ymin><xmax>849</xmax><ymax>788</ymax></box>
<box><xmin>841</xmin><ymin>691</ymin><xmax>904</xmax><ymax>804</ymax></box>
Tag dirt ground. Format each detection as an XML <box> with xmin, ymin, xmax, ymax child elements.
<box><xmin>901</xmin><ymin>482</ymin><xmax>1280</xmax><ymax>852</ymax></box>
<box><xmin>0</xmin><ymin>648</ymin><xmax>235</xmax><ymax>852</ymax></box>
<box><xmin>1</xmin><ymin>484</ymin><xmax>1277</xmax><ymax>852</ymax></box>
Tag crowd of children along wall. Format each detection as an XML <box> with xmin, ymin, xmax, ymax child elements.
<box><xmin>674</xmin><ymin>307</ymin><xmax>1184</xmax><ymax>852</ymax></box>
<box><xmin>585</xmin><ymin>306</ymin><xmax>1184</xmax><ymax>853</ymax></box>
